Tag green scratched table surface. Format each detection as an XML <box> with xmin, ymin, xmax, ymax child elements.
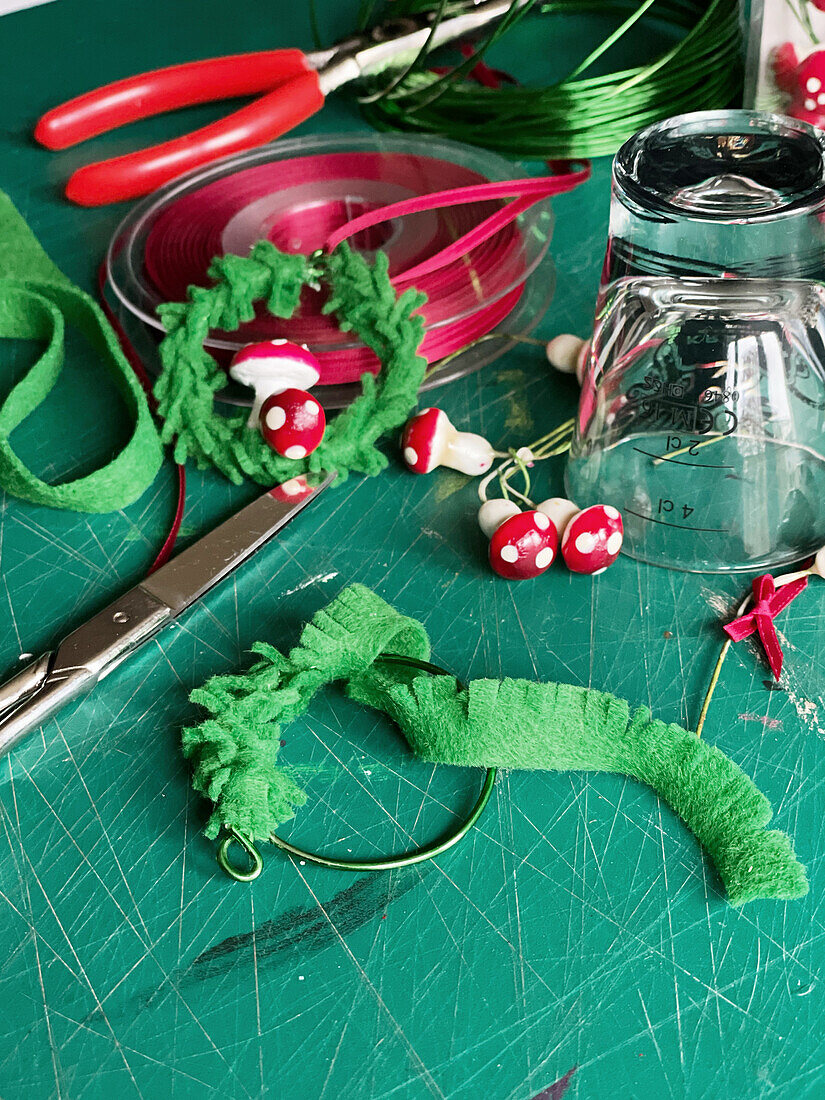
<box><xmin>0</xmin><ymin>2</ymin><xmax>823</xmax><ymax>1097</ymax></box>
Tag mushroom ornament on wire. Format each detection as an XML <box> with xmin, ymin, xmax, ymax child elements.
<box><xmin>401</xmin><ymin>408</ymin><xmax>495</xmax><ymax>475</ymax></box>
<box><xmin>489</xmin><ymin>509</ymin><xmax>558</xmax><ymax>580</ymax></box>
<box><xmin>535</xmin><ymin>494</ymin><xmax>625</xmax><ymax>574</ymax></box>
<box><xmin>229</xmin><ymin>339</ymin><xmax>322</xmax><ymax>428</ymax></box>
<box><xmin>561</xmin><ymin>504</ymin><xmax>624</xmax><ymax>574</ymax></box>
<box><xmin>475</xmin><ymin>426</ymin><xmax>574</xmax><ymax>580</ymax></box>
<box><xmin>478</xmin><ymin>465</ymin><xmax>625</xmax><ymax>578</ymax></box>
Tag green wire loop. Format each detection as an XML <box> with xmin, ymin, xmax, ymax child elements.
<box><xmin>217</xmin><ymin>828</ymin><xmax>265</xmax><ymax>882</ymax></box>
<box><xmin>217</xmin><ymin>654</ymin><xmax>497</xmax><ymax>882</ymax></box>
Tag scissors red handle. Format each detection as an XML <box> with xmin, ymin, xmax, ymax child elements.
<box><xmin>35</xmin><ymin>50</ymin><xmax>324</xmax><ymax>206</ymax></box>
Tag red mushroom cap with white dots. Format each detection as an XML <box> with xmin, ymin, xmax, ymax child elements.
<box><xmin>489</xmin><ymin>510</ymin><xmax>558</xmax><ymax>580</ymax></box>
<box><xmin>401</xmin><ymin>408</ymin><xmax>446</xmax><ymax>473</ymax></box>
<box><xmin>260</xmin><ymin>388</ymin><xmax>326</xmax><ymax>459</ymax></box>
<box><xmin>561</xmin><ymin>505</ymin><xmax>623</xmax><ymax>574</ymax></box>
<box><xmin>401</xmin><ymin>407</ymin><xmax>494</xmax><ymax>476</ymax></box>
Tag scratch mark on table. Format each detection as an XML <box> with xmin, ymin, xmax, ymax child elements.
<box><xmin>784</xmin><ymin>682</ymin><xmax>825</xmax><ymax>738</ymax></box>
<box><xmin>6</xmin><ymin>765</ymin><xmax>144</xmax><ymax>1097</ymax></box>
<box><xmin>738</xmin><ymin>713</ymin><xmax>783</xmax><ymax>731</ymax></box>
<box><xmin>293</xmin><ymin>864</ymin><xmax>447</xmax><ymax>1099</ymax></box>
<box><xmin>282</xmin><ymin>570</ymin><xmax>339</xmax><ymax>597</ymax></box>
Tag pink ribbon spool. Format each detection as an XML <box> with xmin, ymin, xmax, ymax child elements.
<box><xmin>140</xmin><ymin>150</ymin><xmax>588</xmax><ymax>385</ymax></box>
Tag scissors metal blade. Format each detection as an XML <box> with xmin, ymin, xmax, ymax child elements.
<box><xmin>0</xmin><ymin>471</ymin><xmax>333</xmax><ymax>758</ymax></box>
<box><xmin>141</xmin><ymin>471</ymin><xmax>334</xmax><ymax>614</ymax></box>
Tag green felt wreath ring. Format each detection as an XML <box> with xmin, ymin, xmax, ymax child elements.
<box><xmin>184</xmin><ymin>585</ymin><xmax>808</xmax><ymax>906</ymax></box>
<box><xmin>154</xmin><ymin>241</ymin><xmax>429</xmax><ymax>485</ymax></box>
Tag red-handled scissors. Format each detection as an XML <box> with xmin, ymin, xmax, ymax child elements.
<box><xmin>35</xmin><ymin>0</ymin><xmax>528</xmax><ymax>207</ymax></box>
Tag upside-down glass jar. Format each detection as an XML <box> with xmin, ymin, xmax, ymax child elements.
<box><xmin>566</xmin><ymin>110</ymin><xmax>825</xmax><ymax>573</ymax></box>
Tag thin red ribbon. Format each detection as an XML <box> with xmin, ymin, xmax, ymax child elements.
<box><xmin>98</xmin><ymin>261</ymin><xmax>187</xmax><ymax>571</ymax></box>
<box><xmin>723</xmin><ymin>574</ymin><xmax>808</xmax><ymax>680</ymax></box>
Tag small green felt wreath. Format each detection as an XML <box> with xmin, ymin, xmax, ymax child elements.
<box><xmin>154</xmin><ymin>242</ymin><xmax>428</xmax><ymax>485</ymax></box>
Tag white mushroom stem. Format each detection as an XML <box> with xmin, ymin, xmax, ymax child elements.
<box><xmin>546</xmin><ymin>335</ymin><xmax>589</xmax><ymax>384</ymax></box>
<box><xmin>536</xmin><ymin>497</ymin><xmax>579</xmax><ymax>538</ymax></box>
<box><xmin>478</xmin><ymin>499</ymin><xmax>521</xmax><ymax>538</ymax></box>
<box><xmin>438</xmin><ymin>428</ymin><xmax>495</xmax><ymax>475</ymax></box>
<box><xmin>230</xmin><ymin>362</ymin><xmax>320</xmax><ymax>428</ymax></box>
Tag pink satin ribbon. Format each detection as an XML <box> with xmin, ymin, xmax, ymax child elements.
<box><xmin>143</xmin><ymin>152</ymin><xmax>589</xmax><ymax>384</ymax></box>
<box><xmin>723</xmin><ymin>573</ymin><xmax>808</xmax><ymax>680</ymax></box>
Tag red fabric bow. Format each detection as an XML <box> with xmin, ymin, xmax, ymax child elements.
<box><xmin>723</xmin><ymin>574</ymin><xmax>808</xmax><ymax>680</ymax></box>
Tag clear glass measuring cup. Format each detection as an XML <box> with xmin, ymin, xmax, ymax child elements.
<box><xmin>566</xmin><ymin>111</ymin><xmax>825</xmax><ymax>572</ymax></box>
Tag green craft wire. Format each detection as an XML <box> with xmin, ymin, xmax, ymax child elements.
<box><xmin>359</xmin><ymin>0</ymin><xmax>742</xmax><ymax>160</ymax></box>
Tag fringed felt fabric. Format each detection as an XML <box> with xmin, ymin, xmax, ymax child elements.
<box><xmin>182</xmin><ymin>586</ymin><xmax>430</xmax><ymax>840</ymax></box>
<box><xmin>183</xmin><ymin>584</ymin><xmax>808</xmax><ymax>905</ymax></box>
<box><xmin>348</xmin><ymin>671</ymin><xmax>806</xmax><ymax>906</ymax></box>
<box><xmin>155</xmin><ymin>243</ymin><xmax>428</xmax><ymax>485</ymax></box>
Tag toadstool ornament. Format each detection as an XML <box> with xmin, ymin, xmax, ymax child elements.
<box><xmin>478</xmin><ymin>498</ymin><xmax>521</xmax><ymax>538</ymax></box>
<box><xmin>401</xmin><ymin>408</ymin><xmax>495</xmax><ymax>476</ymax></box>
<box><xmin>489</xmin><ymin>510</ymin><xmax>558</xmax><ymax>580</ymax></box>
<box><xmin>561</xmin><ymin>504</ymin><xmax>624</xmax><ymax>574</ymax></box>
<box><xmin>772</xmin><ymin>43</ymin><xmax>825</xmax><ymax>125</ymax></box>
<box><xmin>260</xmin><ymin>388</ymin><xmax>326</xmax><ymax>459</ymax></box>
<box><xmin>229</xmin><ymin>340</ymin><xmax>321</xmax><ymax>427</ymax></box>
<box><xmin>546</xmin><ymin>335</ymin><xmax>589</xmax><ymax>384</ymax></box>
<box><xmin>536</xmin><ymin>497</ymin><xmax>579</xmax><ymax>539</ymax></box>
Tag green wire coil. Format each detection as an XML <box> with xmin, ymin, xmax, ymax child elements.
<box><xmin>358</xmin><ymin>0</ymin><xmax>743</xmax><ymax>159</ymax></box>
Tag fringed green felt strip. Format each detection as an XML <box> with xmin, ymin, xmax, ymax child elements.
<box><xmin>183</xmin><ymin>586</ymin><xmax>430</xmax><ymax>840</ymax></box>
<box><xmin>155</xmin><ymin>243</ymin><xmax>427</xmax><ymax>485</ymax></box>
<box><xmin>183</xmin><ymin>584</ymin><xmax>808</xmax><ymax>905</ymax></box>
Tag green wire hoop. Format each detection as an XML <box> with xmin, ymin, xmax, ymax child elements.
<box><xmin>216</xmin><ymin>654</ymin><xmax>497</xmax><ymax>881</ymax></box>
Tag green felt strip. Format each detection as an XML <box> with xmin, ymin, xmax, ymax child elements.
<box><xmin>348</xmin><ymin>671</ymin><xmax>806</xmax><ymax>906</ymax></box>
<box><xmin>0</xmin><ymin>191</ymin><xmax>162</xmax><ymax>512</ymax></box>
<box><xmin>184</xmin><ymin>585</ymin><xmax>808</xmax><ymax>906</ymax></box>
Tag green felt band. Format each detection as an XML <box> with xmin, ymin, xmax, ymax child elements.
<box><xmin>184</xmin><ymin>585</ymin><xmax>808</xmax><ymax>906</ymax></box>
<box><xmin>0</xmin><ymin>191</ymin><xmax>162</xmax><ymax>512</ymax></box>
